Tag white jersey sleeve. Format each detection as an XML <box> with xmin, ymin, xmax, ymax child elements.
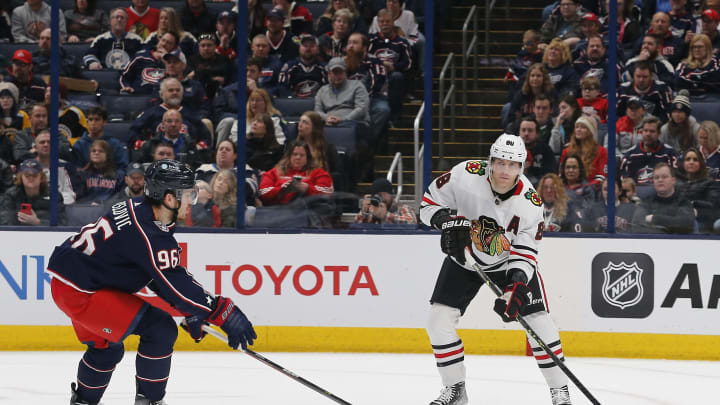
<box><xmin>419</xmin><ymin>162</ymin><xmax>465</xmax><ymax>227</ymax></box>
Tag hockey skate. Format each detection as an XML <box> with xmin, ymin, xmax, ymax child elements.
<box><xmin>429</xmin><ymin>381</ymin><xmax>468</xmax><ymax>405</ymax></box>
<box><xmin>69</xmin><ymin>382</ymin><xmax>98</xmax><ymax>405</ymax></box>
<box><xmin>134</xmin><ymin>393</ymin><xmax>168</xmax><ymax>405</ymax></box>
<box><xmin>550</xmin><ymin>385</ymin><xmax>571</xmax><ymax>405</ymax></box>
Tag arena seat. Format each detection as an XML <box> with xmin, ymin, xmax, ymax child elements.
<box><xmin>65</xmin><ymin>204</ymin><xmax>107</xmax><ymax>226</ymax></box>
<box><xmin>692</xmin><ymin>101</ymin><xmax>720</xmax><ymax>126</ymax></box>
<box><xmin>103</xmin><ymin>121</ymin><xmax>134</xmax><ymax>145</ymax></box>
<box><xmin>82</xmin><ymin>70</ymin><xmax>121</xmax><ymax>95</ymax></box>
<box><xmin>66</xmin><ymin>92</ymin><xmax>99</xmax><ymax>112</ymax></box>
<box><xmin>101</xmin><ymin>94</ymin><xmax>152</xmax><ymax>121</ymax></box>
<box><xmin>0</xmin><ymin>43</ymin><xmax>39</xmax><ymax>60</ymax></box>
<box><xmin>206</xmin><ymin>2</ymin><xmax>235</xmax><ymax>15</ymax></box>
<box><xmin>63</xmin><ymin>43</ymin><xmax>91</xmax><ymax>63</ymax></box>
<box><xmin>274</xmin><ymin>97</ymin><xmax>315</xmax><ymax>122</ymax></box>
<box><xmin>324</xmin><ymin>125</ymin><xmax>357</xmax><ymax>155</ymax></box>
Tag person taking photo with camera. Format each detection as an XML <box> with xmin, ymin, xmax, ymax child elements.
<box><xmin>355</xmin><ymin>177</ymin><xmax>417</xmax><ymax>224</ymax></box>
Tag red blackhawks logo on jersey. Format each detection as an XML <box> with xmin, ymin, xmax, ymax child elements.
<box><xmin>471</xmin><ymin>216</ymin><xmax>511</xmax><ymax>256</ymax></box>
<box><xmin>465</xmin><ymin>160</ymin><xmax>487</xmax><ymax>176</ymax></box>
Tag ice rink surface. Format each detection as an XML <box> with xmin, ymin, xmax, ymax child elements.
<box><xmin>1</xmin><ymin>351</ymin><xmax>717</xmax><ymax>404</ymax></box>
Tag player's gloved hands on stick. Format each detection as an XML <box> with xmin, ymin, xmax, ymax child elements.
<box><xmin>494</xmin><ymin>270</ymin><xmax>531</xmax><ymax>322</ymax></box>
<box><xmin>181</xmin><ymin>314</ymin><xmax>208</xmax><ymax>343</ymax></box>
<box><xmin>431</xmin><ymin>210</ymin><xmax>472</xmax><ymax>265</ymax></box>
<box><xmin>208</xmin><ymin>296</ymin><xmax>257</xmax><ymax>350</ymax></box>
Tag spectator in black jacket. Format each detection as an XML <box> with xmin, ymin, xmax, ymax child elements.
<box><xmin>584</xmin><ymin>178</ymin><xmax>636</xmax><ymax>233</ymax></box>
<box><xmin>180</xmin><ymin>0</ymin><xmax>216</xmax><ymax>40</ymax></box>
<box><xmin>617</xmin><ymin>60</ymin><xmax>672</xmax><ymax>122</ymax></box>
<box><xmin>676</xmin><ymin>147</ymin><xmax>720</xmax><ymax>232</ymax></box>
<box><xmin>188</xmin><ymin>33</ymin><xmax>233</xmax><ymax>100</ymax></box>
<box><xmin>519</xmin><ymin>115</ymin><xmax>556</xmax><ymax>187</ymax></box>
<box><xmin>631</xmin><ymin>162</ymin><xmax>695</xmax><ymax>233</ymax></box>
<box><xmin>265</xmin><ymin>7</ymin><xmax>299</xmax><ymax>63</ymax></box>
<box><xmin>4</xmin><ymin>49</ymin><xmax>47</xmax><ymax>110</ymax></box>
<box><xmin>0</xmin><ymin>158</ymin><xmax>66</xmax><ymax>226</ymax></box>
<box><xmin>136</xmin><ymin>108</ymin><xmax>210</xmax><ymax>168</ymax></box>
<box><xmin>32</xmin><ymin>28</ymin><xmax>82</xmax><ymax>78</ymax></box>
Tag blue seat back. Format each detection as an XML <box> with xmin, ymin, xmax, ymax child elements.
<box><xmin>82</xmin><ymin>70</ymin><xmax>121</xmax><ymax>95</ymax></box>
<box><xmin>273</xmin><ymin>97</ymin><xmax>315</xmax><ymax>122</ymax></box>
<box><xmin>103</xmin><ymin>121</ymin><xmax>134</xmax><ymax>144</ymax></box>
<box><xmin>324</xmin><ymin>125</ymin><xmax>356</xmax><ymax>155</ymax></box>
<box><xmin>101</xmin><ymin>94</ymin><xmax>152</xmax><ymax>120</ymax></box>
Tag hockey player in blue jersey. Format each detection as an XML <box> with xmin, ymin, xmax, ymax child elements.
<box><xmin>47</xmin><ymin>159</ymin><xmax>256</xmax><ymax>405</ymax></box>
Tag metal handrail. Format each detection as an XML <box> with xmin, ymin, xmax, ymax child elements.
<box><xmin>484</xmin><ymin>0</ymin><xmax>511</xmax><ymax>61</ymax></box>
<box><xmin>413</xmin><ymin>102</ymin><xmax>425</xmax><ymax>207</ymax></box>
<box><xmin>462</xmin><ymin>5</ymin><xmax>478</xmax><ymax>114</ymax></box>
<box><xmin>386</xmin><ymin>151</ymin><xmax>403</xmax><ymax>201</ymax></box>
<box><xmin>438</xmin><ymin>52</ymin><xmax>456</xmax><ymax>171</ymax></box>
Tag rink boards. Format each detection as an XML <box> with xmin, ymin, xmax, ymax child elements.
<box><xmin>1</xmin><ymin>230</ymin><xmax>720</xmax><ymax>360</ymax></box>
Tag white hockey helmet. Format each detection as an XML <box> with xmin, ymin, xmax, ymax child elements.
<box><xmin>487</xmin><ymin>133</ymin><xmax>526</xmax><ymax>185</ymax></box>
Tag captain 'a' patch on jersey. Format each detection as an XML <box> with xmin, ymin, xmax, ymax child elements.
<box><xmin>419</xmin><ymin>160</ymin><xmax>544</xmax><ymax>280</ymax></box>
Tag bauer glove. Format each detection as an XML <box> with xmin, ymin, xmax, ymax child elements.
<box><xmin>493</xmin><ymin>271</ymin><xmax>531</xmax><ymax>322</ymax></box>
<box><xmin>431</xmin><ymin>210</ymin><xmax>472</xmax><ymax>265</ymax></box>
<box><xmin>208</xmin><ymin>296</ymin><xmax>257</xmax><ymax>350</ymax></box>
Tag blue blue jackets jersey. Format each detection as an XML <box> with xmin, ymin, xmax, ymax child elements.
<box><xmin>278</xmin><ymin>58</ymin><xmax>327</xmax><ymax>98</ymax></box>
<box><xmin>47</xmin><ymin>198</ymin><xmax>215</xmax><ymax>317</ymax></box>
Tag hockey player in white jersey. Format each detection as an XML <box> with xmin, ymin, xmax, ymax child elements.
<box><xmin>419</xmin><ymin>133</ymin><xmax>571</xmax><ymax>405</ymax></box>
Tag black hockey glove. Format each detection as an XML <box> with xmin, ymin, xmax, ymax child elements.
<box><xmin>181</xmin><ymin>315</ymin><xmax>208</xmax><ymax>343</ymax></box>
<box><xmin>431</xmin><ymin>210</ymin><xmax>472</xmax><ymax>265</ymax></box>
<box><xmin>208</xmin><ymin>296</ymin><xmax>257</xmax><ymax>350</ymax></box>
<box><xmin>493</xmin><ymin>270</ymin><xmax>531</xmax><ymax>323</ymax></box>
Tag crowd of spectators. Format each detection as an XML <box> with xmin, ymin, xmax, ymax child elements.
<box><xmin>0</xmin><ymin>0</ymin><xmax>429</xmax><ymax>228</ymax></box>
<box><xmin>503</xmin><ymin>0</ymin><xmax>720</xmax><ymax>234</ymax></box>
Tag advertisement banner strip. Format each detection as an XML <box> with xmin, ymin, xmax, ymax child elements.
<box><xmin>2</xmin><ymin>326</ymin><xmax>720</xmax><ymax>360</ymax></box>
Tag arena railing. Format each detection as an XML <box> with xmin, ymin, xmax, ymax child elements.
<box><xmin>462</xmin><ymin>5</ymin><xmax>478</xmax><ymax>114</ymax></box>
<box><xmin>438</xmin><ymin>53</ymin><xmax>457</xmax><ymax>172</ymax></box>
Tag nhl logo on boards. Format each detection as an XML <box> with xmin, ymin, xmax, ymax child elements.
<box><xmin>591</xmin><ymin>253</ymin><xmax>654</xmax><ymax>318</ymax></box>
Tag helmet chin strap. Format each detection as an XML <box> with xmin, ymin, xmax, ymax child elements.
<box><xmin>161</xmin><ymin>198</ymin><xmax>180</xmax><ymax>224</ymax></box>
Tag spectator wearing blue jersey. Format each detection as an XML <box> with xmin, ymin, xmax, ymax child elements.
<box><xmin>543</xmin><ymin>38</ymin><xmax>579</xmax><ymax>98</ymax></box>
<box><xmin>278</xmin><ymin>34</ymin><xmax>328</xmax><ymax>98</ymax></box>
<box><xmin>698</xmin><ymin>120</ymin><xmax>720</xmax><ymax>173</ymax></box>
<box><xmin>120</xmin><ymin>31</ymin><xmax>178</xmax><ymax>94</ymax></box>
<box><xmin>0</xmin><ymin>158</ymin><xmax>67</xmax><ymax>226</ymax></box>
<box><xmin>674</xmin><ymin>34</ymin><xmax>720</xmax><ymax>99</ymax></box>
<box><xmin>265</xmin><ymin>7</ymin><xmax>299</xmax><ymax>64</ymax></box>
<box><xmin>76</xmin><ymin>139</ymin><xmax>124</xmax><ymax>205</ymax></box>
<box><xmin>84</xmin><ymin>8</ymin><xmax>144</xmax><ymax>71</ymax></box>
<box><xmin>187</xmin><ymin>33</ymin><xmax>233</xmax><ymax>100</ymax></box>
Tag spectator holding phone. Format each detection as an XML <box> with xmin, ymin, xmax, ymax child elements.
<box><xmin>259</xmin><ymin>140</ymin><xmax>333</xmax><ymax>206</ymax></box>
<box><xmin>0</xmin><ymin>158</ymin><xmax>66</xmax><ymax>226</ymax></box>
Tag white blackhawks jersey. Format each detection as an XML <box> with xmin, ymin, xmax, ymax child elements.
<box><xmin>419</xmin><ymin>160</ymin><xmax>544</xmax><ymax>281</ymax></box>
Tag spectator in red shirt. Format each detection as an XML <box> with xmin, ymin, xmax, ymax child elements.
<box><xmin>259</xmin><ymin>140</ymin><xmax>334</xmax><ymax>205</ymax></box>
<box><xmin>577</xmin><ymin>75</ymin><xmax>608</xmax><ymax>123</ymax></box>
<box><xmin>560</xmin><ymin>115</ymin><xmax>608</xmax><ymax>187</ymax></box>
<box><xmin>125</xmin><ymin>0</ymin><xmax>159</xmax><ymax>40</ymax></box>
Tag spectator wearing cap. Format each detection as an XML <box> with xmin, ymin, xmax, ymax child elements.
<box><xmin>265</xmin><ymin>7</ymin><xmax>299</xmax><ymax>63</ymax></box>
<box><xmin>129</xmin><ymin>77</ymin><xmax>211</xmax><ymax>158</ymax></box>
<box><xmin>559</xmin><ymin>114</ymin><xmax>608</xmax><ymax>187</ymax></box>
<box><xmin>107</xmin><ymin>161</ymin><xmax>145</xmax><ymax>206</ymax></box>
<box><xmin>355</xmin><ymin>177</ymin><xmax>416</xmax><ymax>224</ymax></box>
<box><xmin>272</xmin><ymin>0</ymin><xmax>313</xmax><ymax>37</ymax></box>
<box><xmin>620</xmin><ymin>115</ymin><xmax>679</xmax><ymax>187</ymax></box>
<box><xmin>188</xmin><ymin>33</ymin><xmax>233</xmax><ymax>100</ymax></box>
<box><xmin>216</xmin><ymin>11</ymin><xmax>238</xmax><ymax>60</ymax></box>
<box><xmin>315</xmin><ymin>57</ymin><xmax>369</xmax><ymax>126</ymax></box>
<box><xmin>4</xmin><ymin>49</ymin><xmax>47</xmax><ymax>110</ymax></box>
<box><xmin>0</xmin><ymin>82</ymin><xmax>29</xmax><ymax>134</ymax></box>
<box><xmin>14</xmin><ymin>103</ymin><xmax>72</xmax><ymax>164</ymax></box>
<box><xmin>539</xmin><ymin>0</ymin><xmax>583</xmax><ymax>49</ymax></box>
<box><xmin>32</xmin><ymin>28</ymin><xmax>82</xmax><ymax>78</ymax></box>
<box><xmin>698</xmin><ymin>9</ymin><xmax>720</xmax><ymax>55</ymax></box>
<box><xmin>660</xmin><ymin>90</ymin><xmax>700</xmax><ymax>153</ymax></box>
<box><xmin>319</xmin><ymin>8</ymin><xmax>353</xmax><ymax>61</ymax></box>
<box><xmin>613</xmin><ymin>96</ymin><xmax>647</xmax><ymax>156</ymax></box>
<box><xmin>573</xmin><ymin>33</ymin><xmax>623</xmax><ymax>95</ymax></box>
<box><xmin>617</xmin><ymin>60</ymin><xmax>673</xmax><ymax>122</ymax></box>
<box><xmin>11</xmin><ymin>0</ymin><xmax>67</xmax><ymax>43</ymax></box>
<box><xmin>0</xmin><ymin>158</ymin><xmax>67</xmax><ymax>226</ymax></box>
<box><xmin>120</xmin><ymin>31</ymin><xmax>178</xmax><ymax>94</ymax></box>
<box><xmin>83</xmin><ymin>8</ymin><xmax>144</xmax><ymax>71</ymax></box>
<box><xmin>181</xmin><ymin>0</ymin><xmax>217</xmax><ymax>40</ymax></box>
<box><xmin>145</xmin><ymin>7</ymin><xmax>198</xmax><ymax>58</ymax></box>
<box><xmin>33</xmin><ymin>128</ymin><xmax>78</xmax><ymax>205</ymax></box>
<box><xmin>125</xmin><ymin>0</ymin><xmax>159</xmax><ymax>40</ymax></box>
<box><xmin>368</xmin><ymin>8</ymin><xmax>412</xmax><ymax>122</ymax></box>
<box><xmin>73</xmin><ymin>106</ymin><xmax>129</xmax><ymax>171</ymax></box>
<box><xmin>279</xmin><ymin>34</ymin><xmax>328</xmax><ymax>98</ymax></box>
<box><xmin>623</xmin><ymin>34</ymin><xmax>676</xmax><ymax>85</ymax></box>
<box><xmin>571</xmin><ymin>11</ymin><xmax>601</xmax><ymax>60</ymax></box>
<box><xmin>674</xmin><ymin>33</ymin><xmax>720</xmax><ymax>99</ymax></box>
<box><xmin>151</xmin><ymin>49</ymin><xmax>210</xmax><ymax>119</ymax></box>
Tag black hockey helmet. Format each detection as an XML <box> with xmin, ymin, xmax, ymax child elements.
<box><xmin>144</xmin><ymin>159</ymin><xmax>196</xmax><ymax>202</ymax></box>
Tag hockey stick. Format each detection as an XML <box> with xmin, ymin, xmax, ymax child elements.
<box><xmin>463</xmin><ymin>247</ymin><xmax>602</xmax><ymax>405</ymax></box>
<box><xmin>200</xmin><ymin>324</ymin><xmax>353</xmax><ymax>405</ymax></box>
